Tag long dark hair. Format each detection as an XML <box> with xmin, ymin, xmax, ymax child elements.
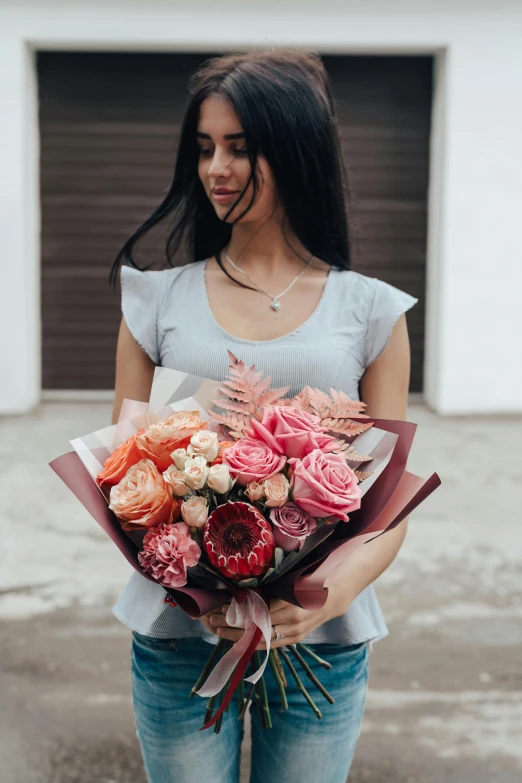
<box><xmin>110</xmin><ymin>49</ymin><xmax>353</xmax><ymax>287</ymax></box>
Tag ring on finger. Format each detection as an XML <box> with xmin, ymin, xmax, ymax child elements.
<box><xmin>271</xmin><ymin>625</ymin><xmax>287</xmax><ymax>642</ymax></box>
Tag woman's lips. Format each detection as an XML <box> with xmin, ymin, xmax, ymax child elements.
<box><xmin>211</xmin><ymin>189</ymin><xmax>240</xmax><ymax>203</ymax></box>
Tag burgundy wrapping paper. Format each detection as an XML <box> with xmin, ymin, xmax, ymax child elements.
<box><xmin>50</xmin><ymin>417</ymin><xmax>440</xmax><ymax>619</ymax></box>
<box><xmin>49</xmin><ymin>451</ymin><xmax>226</xmax><ymax>618</ymax></box>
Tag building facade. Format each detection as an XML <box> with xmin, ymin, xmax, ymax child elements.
<box><xmin>1</xmin><ymin>0</ymin><xmax>521</xmax><ymax>414</ymax></box>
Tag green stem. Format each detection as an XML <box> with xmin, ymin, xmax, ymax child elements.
<box><xmin>204</xmin><ymin>693</ymin><xmax>218</xmax><ymax>725</ymax></box>
<box><xmin>239</xmin><ymin>683</ymin><xmax>256</xmax><ymax>720</ymax></box>
<box><xmin>268</xmin><ymin>650</ymin><xmax>288</xmax><ymax>711</ymax></box>
<box><xmin>272</xmin><ymin>647</ymin><xmax>288</xmax><ymax>686</ymax></box>
<box><xmin>213</xmin><ymin>688</ymin><xmax>225</xmax><ymax>735</ymax></box>
<box><xmin>255</xmin><ymin>653</ymin><xmax>272</xmax><ymax>729</ymax></box>
<box><xmin>279</xmin><ymin>648</ymin><xmax>322</xmax><ymax>720</ymax></box>
<box><xmin>297</xmin><ymin>643</ymin><xmax>333</xmax><ymax>670</ymax></box>
<box><xmin>237</xmin><ymin>676</ymin><xmax>245</xmax><ymax>719</ymax></box>
<box><xmin>254</xmin><ymin>681</ymin><xmax>267</xmax><ymax>728</ymax></box>
<box><xmin>224</xmin><ymin>675</ymin><xmax>232</xmax><ymax>713</ymax></box>
<box><xmin>288</xmin><ymin>645</ymin><xmax>335</xmax><ymax>704</ymax></box>
<box><xmin>190</xmin><ymin>638</ymin><xmax>229</xmax><ymax>697</ymax></box>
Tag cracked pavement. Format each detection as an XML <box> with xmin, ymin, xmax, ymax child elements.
<box><xmin>1</xmin><ymin>403</ymin><xmax>521</xmax><ymax>782</ymax></box>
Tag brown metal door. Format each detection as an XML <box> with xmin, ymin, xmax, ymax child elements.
<box><xmin>39</xmin><ymin>52</ymin><xmax>431</xmax><ymax>391</ymax></box>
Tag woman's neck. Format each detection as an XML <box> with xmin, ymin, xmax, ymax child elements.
<box><xmin>225</xmin><ymin>218</ymin><xmax>311</xmax><ymax>278</ymax></box>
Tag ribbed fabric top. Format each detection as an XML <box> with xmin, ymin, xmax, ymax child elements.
<box><xmin>112</xmin><ymin>259</ymin><xmax>417</xmax><ymax>645</ymax></box>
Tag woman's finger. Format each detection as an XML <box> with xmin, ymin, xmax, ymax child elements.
<box><xmin>269</xmin><ymin>598</ymin><xmax>289</xmax><ymax>613</ymax></box>
<box><xmin>269</xmin><ymin>606</ymin><xmax>307</xmax><ymax>626</ymax></box>
<box><xmin>215</xmin><ymin>626</ymin><xmax>245</xmax><ymax>642</ymax></box>
<box><xmin>256</xmin><ymin>628</ymin><xmax>297</xmax><ymax>650</ymax></box>
<box><xmin>208</xmin><ymin>613</ymin><xmax>230</xmax><ymax>628</ymax></box>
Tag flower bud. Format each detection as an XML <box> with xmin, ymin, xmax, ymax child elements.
<box><xmin>207</xmin><ymin>463</ymin><xmax>232</xmax><ymax>494</ymax></box>
<box><xmin>181</xmin><ymin>496</ymin><xmax>209</xmax><ymax>529</ymax></box>
<box><xmin>183</xmin><ymin>455</ymin><xmax>209</xmax><ymax>490</ymax></box>
<box><xmin>163</xmin><ymin>465</ymin><xmax>190</xmax><ymax>497</ymax></box>
<box><xmin>171</xmin><ymin>448</ymin><xmax>189</xmax><ymax>470</ymax></box>
<box><xmin>187</xmin><ymin>430</ymin><xmax>219</xmax><ymax>462</ymax></box>
<box><xmin>245</xmin><ymin>481</ymin><xmax>264</xmax><ymax>502</ymax></box>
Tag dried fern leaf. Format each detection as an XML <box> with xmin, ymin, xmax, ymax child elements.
<box><xmin>355</xmin><ymin>470</ymin><xmax>374</xmax><ymax>482</ymax></box>
<box><xmin>211</xmin><ymin>398</ymin><xmax>256</xmax><ymax>416</ymax></box>
<box><xmin>321</xmin><ymin>419</ymin><xmax>374</xmax><ymax>437</ymax></box>
<box><xmin>329</xmin><ymin>388</ymin><xmax>368</xmax><ymax>413</ymax></box>
<box><xmin>287</xmin><ymin>386</ymin><xmax>313</xmax><ymax>409</ymax></box>
<box><xmin>209</xmin><ymin>411</ymin><xmax>249</xmax><ymax>437</ymax></box>
<box><xmin>334</xmin><ymin>441</ymin><xmax>373</xmax><ymax>463</ymax></box>
<box><xmin>218</xmin><ymin>386</ymin><xmax>254</xmax><ymax>403</ymax></box>
<box><xmin>255</xmin><ymin>386</ymin><xmax>291</xmax><ymax>408</ymax></box>
<box><xmin>307</xmin><ymin>388</ymin><xmax>333</xmax><ymax>413</ymax></box>
<box><xmin>322</xmin><ymin>406</ymin><xmax>370</xmax><ymax>420</ymax></box>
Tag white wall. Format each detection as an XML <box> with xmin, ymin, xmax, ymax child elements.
<box><xmin>1</xmin><ymin>0</ymin><xmax>521</xmax><ymax>415</ymax></box>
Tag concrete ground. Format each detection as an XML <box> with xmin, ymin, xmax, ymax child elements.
<box><xmin>1</xmin><ymin>403</ymin><xmax>521</xmax><ymax>782</ymax></box>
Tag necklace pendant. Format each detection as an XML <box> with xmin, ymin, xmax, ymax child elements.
<box><xmin>271</xmin><ymin>299</ymin><xmax>281</xmax><ymax>311</ymax></box>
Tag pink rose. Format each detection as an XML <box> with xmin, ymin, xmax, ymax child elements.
<box><xmin>138</xmin><ymin>522</ymin><xmax>201</xmax><ymax>588</ymax></box>
<box><xmin>270</xmin><ymin>502</ymin><xmax>317</xmax><ymax>551</ymax></box>
<box><xmin>222</xmin><ymin>437</ymin><xmax>286</xmax><ymax>486</ymax></box>
<box><xmin>289</xmin><ymin>449</ymin><xmax>362</xmax><ymax>521</ymax></box>
<box><xmin>248</xmin><ymin>406</ymin><xmax>336</xmax><ymax>460</ymax></box>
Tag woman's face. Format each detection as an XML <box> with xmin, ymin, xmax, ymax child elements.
<box><xmin>197</xmin><ymin>95</ymin><xmax>277</xmax><ymax>225</ymax></box>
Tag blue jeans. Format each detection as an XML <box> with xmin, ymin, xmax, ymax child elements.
<box><xmin>131</xmin><ymin>632</ymin><xmax>369</xmax><ymax>783</ymax></box>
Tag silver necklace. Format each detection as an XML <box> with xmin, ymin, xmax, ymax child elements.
<box><xmin>224</xmin><ymin>251</ymin><xmax>313</xmax><ymax>311</ymax></box>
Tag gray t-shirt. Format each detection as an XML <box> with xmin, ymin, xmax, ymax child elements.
<box><xmin>112</xmin><ymin>260</ymin><xmax>417</xmax><ymax>645</ymax></box>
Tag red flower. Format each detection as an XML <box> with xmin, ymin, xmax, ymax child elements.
<box><xmin>203</xmin><ymin>502</ymin><xmax>275</xmax><ymax>580</ymax></box>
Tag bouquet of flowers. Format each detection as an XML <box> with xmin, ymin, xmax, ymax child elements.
<box><xmin>50</xmin><ymin>352</ymin><xmax>440</xmax><ymax>732</ymax></box>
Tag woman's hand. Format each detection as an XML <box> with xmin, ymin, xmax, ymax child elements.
<box><xmin>203</xmin><ymin>587</ymin><xmax>348</xmax><ymax>650</ymax></box>
<box><xmin>199</xmin><ymin>610</ymin><xmax>221</xmax><ymax>639</ymax></box>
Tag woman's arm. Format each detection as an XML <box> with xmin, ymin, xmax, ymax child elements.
<box><xmin>208</xmin><ymin>313</ymin><xmax>413</xmax><ymax>646</ymax></box>
<box><xmin>112</xmin><ymin>317</ymin><xmax>156</xmax><ymax>425</ymax></box>
<box><xmin>323</xmin><ymin>312</ymin><xmax>412</xmax><ymax>610</ymax></box>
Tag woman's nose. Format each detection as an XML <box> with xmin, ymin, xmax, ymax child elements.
<box><xmin>208</xmin><ymin>149</ymin><xmax>231</xmax><ymax>179</ymax></box>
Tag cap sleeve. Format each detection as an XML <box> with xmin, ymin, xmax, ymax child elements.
<box><xmin>364</xmin><ymin>278</ymin><xmax>418</xmax><ymax>367</ymax></box>
<box><xmin>120</xmin><ymin>265</ymin><xmax>164</xmax><ymax>364</ymax></box>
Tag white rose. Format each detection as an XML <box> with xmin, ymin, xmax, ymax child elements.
<box><xmin>207</xmin><ymin>464</ymin><xmax>232</xmax><ymax>494</ymax></box>
<box><xmin>246</xmin><ymin>481</ymin><xmax>264</xmax><ymax>502</ymax></box>
<box><xmin>183</xmin><ymin>456</ymin><xmax>209</xmax><ymax>490</ymax></box>
<box><xmin>181</xmin><ymin>496</ymin><xmax>209</xmax><ymax>529</ymax></box>
<box><xmin>187</xmin><ymin>430</ymin><xmax>219</xmax><ymax>462</ymax></box>
<box><xmin>163</xmin><ymin>465</ymin><xmax>190</xmax><ymax>497</ymax></box>
<box><xmin>263</xmin><ymin>473</ymin><xmax>290</xmax><ymax>508</ymax></box>
<box><xmin>171</xmin><ymin>448</ymin><xmax>189</xmax><ymax>470</ymax></box>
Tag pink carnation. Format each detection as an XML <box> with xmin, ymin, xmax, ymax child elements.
<box><xmin>138</xmin><ymin>522</ymin><xmax>200</xmax><ymax>588</ymax></box>
<box><xmin>222</xmin><ymin>437</ymin><xmax>286</xmax><ymax>486</ymax></box>
<box><xmin>248</xmin><ymin>406</ymin><xmax>336</xmax><ymax>460</ymax></box>
<box><xmin>289</xmin><ymin>449</ymin><xmax>362</xmax><ymax>522</ymax></box>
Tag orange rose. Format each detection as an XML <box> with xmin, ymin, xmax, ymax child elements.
<box><xmin>96</xmin><ymin>430</ymin><xmax>144</xmax><ymax>494</ymax></box>
<box><xmin>109</xmin><ymin>458</ymin><xmax>175</xmax><ymax>530</ymax></box>
<box><xmin>136</xmin><ymin>411</ymin><xmax>207</xmax><ymax>472</ymax></box>
<box><xmin>211</xmin><ymin>440</ymin><xmax>237</xmax><ymax>466</ymax></box>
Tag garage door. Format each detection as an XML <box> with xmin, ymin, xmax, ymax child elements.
<box><xmin>39</xmin><ymin>52</ymin><xmax>431</xmax><ymax>392</ymax></box>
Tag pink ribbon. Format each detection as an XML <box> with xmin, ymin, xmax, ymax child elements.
<box><xmin>196</xmin><ymin>591</ymin><xmax>272</xmax><ymax>698</ymax></box>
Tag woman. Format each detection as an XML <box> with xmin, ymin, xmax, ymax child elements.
<box><xmin>111</xmin><ymin>50</ymin><xmax>417</xmax><ymax>783</ymax></box>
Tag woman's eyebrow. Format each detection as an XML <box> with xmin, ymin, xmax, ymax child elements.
<box><xmin>196</xmin><ymin>131</ymin><xmax>246</xmax><ymax>140</ymax></box>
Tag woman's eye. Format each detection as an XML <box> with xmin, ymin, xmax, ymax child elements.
<box><xmin>198</xmin><ymin>148</ymin><xmax>213</xmax><ymax>157</ymax></box>
<box><xmin>234</xmin><ymin>147</ymin><xmax>249</xmax><ymax>156</ymax></box>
